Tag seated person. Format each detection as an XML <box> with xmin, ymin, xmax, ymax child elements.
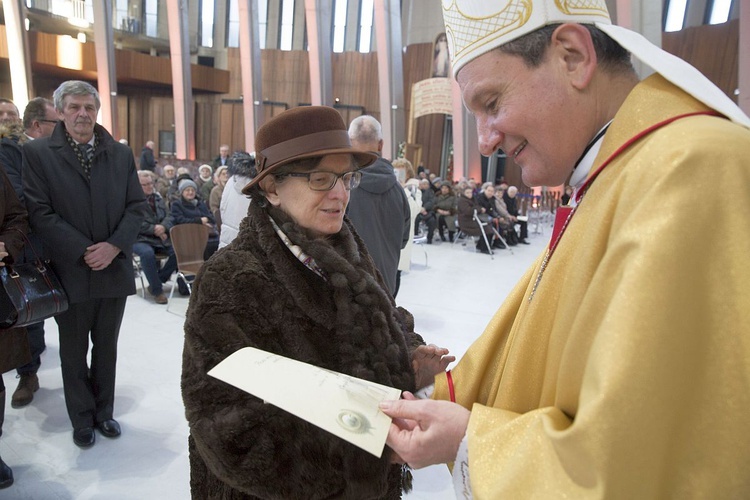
<box><xmin>170</xmin><ymin>179</ymin><xmax>219</xmax><ymax>262</ymax></box>
<box><xmin>133</xmin><ymin>171</ymin><xmax>177</xmax><ymax>304</ymax></box>
<box><xmin>414</xmin><ymin>179</ymin><xmax>437</xmax><ymax>243</ymax></box>
<box><xmin>434</xmin><ymin>182</ymin><xmax>457</xmax><ymax>242</ymax></box>
<box><xmin>477</xmin><ymin>182</ymin><xmax>517</xmax><ymax>245</ymax></box>
<box><xmin>491</xmin><ymin>184</ymin><xmax>519</xmax><ymax>245</ymax></box>
<box><xmin>156</xmin><ymin>164</ymin><xmax>176</xmax><ymax>201</ymax></box>
<box><xmin>167</xmin><ymin>167</ymin><xmax>194</xmax><ymax>205</ymax></box>
<box><xmin>503</xmin><ymin>185</ymin><xmax>530</xmax><ymax>244</ymax></box>
<box><xmin>457</xmin><ymin>187</ymin><xmax>504</xmax><ymax>254</ymax></box>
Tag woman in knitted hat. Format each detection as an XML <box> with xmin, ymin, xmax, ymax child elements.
<box><xmin>170</xmin><ymin>178</ymin><xmax>219</xmax><ymax>262</ymax></box>
<box><xmin>182</xmin><ymin>106</ymin><xmax>453</xmax><ymax>499</ymax></box>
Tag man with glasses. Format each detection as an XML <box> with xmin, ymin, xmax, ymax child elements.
<box><xmin>134</xmin><ymin>171</ymin><xmax>177</xmax><ymax>304</ymax></box>
<box><xmin>347</xmin><ymin>115</ymin><xmax>411</xmax><ymax>297</ymax></box>
<box><xmin>0</xmin><ymin>97</ymin><xmax>57</xmax><ymax>409</ymax></box>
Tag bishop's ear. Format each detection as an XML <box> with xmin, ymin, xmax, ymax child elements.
<box><xmin>550</xmin><ymin>23</ymin><xmax>597</xmax><ymax>90</ymax></box>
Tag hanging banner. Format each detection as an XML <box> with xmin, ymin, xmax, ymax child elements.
<box><xmin>411</xmin><ymin>78</ymin><xmax>454</xmax><ymax>119</ymax></box>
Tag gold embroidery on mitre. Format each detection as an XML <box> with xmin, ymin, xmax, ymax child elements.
<box><xmin>443</xmin><ymin>0</ymin><xmax>532</xmax><ymax>65</ymax></box>
<box><xmin>555</xmin><ymin>0</ymin><xmax>609</xmax><ymax>16</ymax></box>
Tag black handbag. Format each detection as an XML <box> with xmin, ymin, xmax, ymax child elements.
<box><xmin>0</xmin><ymin>231</ymin><xmax>68</xmax><ymax>329</ymax></box>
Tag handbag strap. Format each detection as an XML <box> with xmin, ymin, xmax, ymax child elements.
<box><xmin>10</xmin><ymin>228</ymin><xmax>45</xmax><ymax>270</ymax></box>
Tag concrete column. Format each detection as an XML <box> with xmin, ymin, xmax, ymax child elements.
<box><xmin>92</xmin><ymin>0</ymin><xmax>118</xmax><ymax>136</ymax></box>
<box><xmin>373</xmin><ymin>0</ymin><xmax>405</xmax><ymax>159</ymax></box>
<box><xmin>238</xmin><ymin>0</ymin><xmax>264</xmax><ymax>151</ymax></box>
<box><xmin>304</xmin><ymin>0</ymin><xmax>334</xmax><ymax>106</ymax></box>
<box><xmin>2</xmin><ymin>0</ymin><xmax>32</xmax><ymax>110</ymax></box>
<box><xmin>166</xmin><ymin>0</ymin><xmax>195</xmax><ymax>159</ymax></box>
<box><xmin>615</xmin><ymin>0</ymin><xmax>661</xmax><ymax>78</ymax></box>
<box><xmin>450</xmin><ymin>78</ymin><xmax>479</xmax><ymax>182</ymax></box>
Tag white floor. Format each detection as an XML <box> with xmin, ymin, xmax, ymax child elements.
<box><xmin>1</xmin><ymin>229</ymin><xmax>548</xmax><ymax>499</ymax></box>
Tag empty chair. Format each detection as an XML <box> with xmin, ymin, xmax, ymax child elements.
<box><xmin>167</xmin><ymin>224</ymin><xmax>209</xmax><ymax>313</ymax></box>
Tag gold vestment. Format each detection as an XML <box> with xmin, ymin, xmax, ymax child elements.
<box><xmin>435</xmin><ymin>75</ymin><xmax>750</xmax><ymax>498</ymax></box>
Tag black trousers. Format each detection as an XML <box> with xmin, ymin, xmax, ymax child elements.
<box><xmin>54</xmin><ymin>297</ymin><xmax>127</xmax><ymax>429</ymax></box>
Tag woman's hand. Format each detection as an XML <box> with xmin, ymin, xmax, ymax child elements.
<box><xmin>411</xmin><ymin>344</ymin><xmax>455</xmax><ymax>390</ymax></box>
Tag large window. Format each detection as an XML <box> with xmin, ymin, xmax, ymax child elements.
<box><xmin>200</xmin><ymin>0</ymin><xmax>215</xmax><ymax>47</ymax></box>
<box><xmin>279</xmin><ymin>0</ymin><xmax>295</xmax><ymax>50</ymax></box>
<box><xmin>332</xmin><ymin>0</ymin><xmax>348</xmax><ymax>53</ymax></box>
<box><xmin>664</xmin><ymin>0</ymin><xmax>687</xmax><ymax>32</ymax></box>
<box><xmin>227</xmin><ymin>0</ymin><xmax>267</xmax><ymax>49</ymax></box>
<box><xmin>145</xmin><ymin>0</ymin><xmax>158</xmax><ymax>38</ymax></box>
<box><xmin>358</xmin><ymin>0</ymin><xmax>373</xmax><ymax>53</ymax></box>
<box><xmin>708</xmin><ymin>0</ymin><xmax>732</xmax><ymax>24</ymax></box>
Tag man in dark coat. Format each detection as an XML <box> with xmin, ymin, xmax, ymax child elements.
<box><xmin>23</xmin><ymin>80</ymin><xmax>146</xmax><ymax>449</ymax></box>
<box><xmin>134</xmin><ymin>171</ymin><xmax>177</xmax><ymax>304</ymax></box>
<box><xmin>347</xmin><ymin>115</ymin><xmax>410</xmax><ymax>297</ymax></box>
<box><xmin>0</xmin><ymin>97</ymin><xmax>57</xmax><ymax>409</ymax></box>
<box><xmin>139</xmin><ymin>140</ymin><xmax>156</xmax><ymax>171</ymax></box>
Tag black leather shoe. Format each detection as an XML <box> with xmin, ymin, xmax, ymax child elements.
<box><xmin>0</xmin><ymin>456</ymin><xmax>13</xmax><ymax>489</ymax></box>
<box><xmin>73</xmin><ymin>427</ymin><xmax>96</xmax><ymax>448</ymax></box>
<box><xmin>519</xmin><ymin>239</ymin><xmax>531</xmax><ymax>245</ymax></box>
<box><xmin>97</xmin><ymin>419</ymin><xmax>121</xmax><ymax>438</ymax></box>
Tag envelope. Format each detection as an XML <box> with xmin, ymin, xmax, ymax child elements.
<box><xmin>207</xmin><ymin>347</ymin><xmax>402</xmax><ymax>457</ymax></box>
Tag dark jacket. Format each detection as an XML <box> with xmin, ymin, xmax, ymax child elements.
<box><xmin>170</xmin><ymin>197</ymin><xmax>215</xmax><ymax>227</ymax></box>
<box><xmin>138</xmin><ymin>192</ymin><xmax>173</xmax><ymax>248</ymax></box>
<box><xmin>23</xmin><ymin>123</ymin><xmax>147</xmax><ymax>304</ymax></box>
<box><xmin>420</xmin><ymin>187</ymin><xmax>435</xmax><ymax>212</ymax></box>
<box><xmin>139</xmin><ymin>146</ymin><xmax>156</xmax><ymax>171</ymax></box>
<box><xmin>0</xmin><ymin>167</ymin><xmax>31</xmax><ymax>373</ymax></box>
<box><xmin>457</xmin><ymin>194</ymin><xmax>484</xmax><ymax>236</ymax></box>
<box><xmin>503</xmin><ymin>192</ymin><xmax>520</xmax><ymax>216</ymax></box>
<box><xmin>0</xmin><ymin>135</ymin><xmax>24</xmax><ymax>201</ymax></box>
<box><xmin>183</xmin><ymin>201</ymin><xmax>420</xmax><ymax>499</ymax></box>
<box><xmin>346</xmin><ymin>157</ymin><xmax>410</xmax><ymax>296</ymax></box>
<box><xmin>475</xmin><ymin>192</ymin><xmax>498</xmax><ymax>219</ymax></box>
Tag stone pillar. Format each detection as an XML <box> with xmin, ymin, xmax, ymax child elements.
<box><xmin>238</xmin><ymin>0</ymin><xmax>264</xmax><ymax>151</ymax></box>
<box><xmin>304</xmin><ymin>0</ymin><xmax>334</xmax><ymax>106</ymax></box>
<box><xmin>92</xmin><ymin>0</ymin><xmax>118</xmax><ymax>135</ymax></box>
<box><xmin>2</xmin><ymin>0</ymin><xmax>32</xmax><ymax>110</ymax></box>
<box><xmin>166</xmin><ymin>0</ymin><xmax>195</xmax><ymax>160</ymax></box>
<box><xmin>373</xmin><ymin>0</ymin><xmax>405</xmax><ymax>159</ymax></box>
<box><xmin>739</xmin><ymin>0</ymin><xmax>750</xmax><ymax>116</ymax></box>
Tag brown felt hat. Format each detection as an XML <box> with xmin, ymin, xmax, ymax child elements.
<box><xmin>242</xmin><ymin>106</ymin><xmax>378</xmax><ymax>194</ymax></box>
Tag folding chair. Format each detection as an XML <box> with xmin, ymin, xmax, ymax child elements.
<box><xmin>133</xmin><ymin>252</ymin><xmax>171</xmax><ymax>298</ymax></box>
<box><xmin>167</xmin><ymin>224</ymin><xmax>209</xmax><ymax>313</ymax></box>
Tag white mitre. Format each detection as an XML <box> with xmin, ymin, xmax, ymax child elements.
<box><xmin>442</xmin><ymin>0</ymin><xmax>750</xmax><ymax>127</ymax></box>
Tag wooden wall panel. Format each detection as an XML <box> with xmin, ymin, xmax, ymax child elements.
<box><xmin>331</xmin><ymin>51</ymin><xmax>380</xmax><ymax>119</ymax></box>
<box><xmin>662</xmin><ymin>19</ymin><xmax>738</xmax><ymax>102</ymax></box>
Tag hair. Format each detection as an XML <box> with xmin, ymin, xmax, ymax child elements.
<box><xmin>392</xmin><ymin>158</ymin><xmax>415</xmax><ymax>181</ymax></box>
<box><xmin>507</xmin><ymin>185</ymin><xmax>518</xmax><ymax>195</ymax></box>
<box><xmin>176</xmin><ymin>167</ymin><xmax>190</xmax><ymax>175</ymax></box>
<box><xmin>53</xmin><ymin>80</ymin><xmax>101</xmax><ymax>112</ymax></box>
<box><xmin>22</xmin><ymin>97</ymin><xmax>53</xmax><ymax>129</ymax></box>
<box><xmin>481</xmin><ymin>181</ymin><xmax>494</xmax><ymax>191</ymax></box>
<box><xmin>499</xmin><ymin>24</ymin><xmax>634</xmax><ymax>74</ymax></box>
<box><xmin>137</xmin><ymin>170</ymin><xmax>155</xmax><ymax>182</ymax></box>
<box><xmin>348</xmin><ymin>115</ymin><xmax>382</xmax><ymax>145</ymax></box>
<box><xmin>0</xmin><ymin>98</ymin><xmax>19</xmax><ymax>115</ymax></box>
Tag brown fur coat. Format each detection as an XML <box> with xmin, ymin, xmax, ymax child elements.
<box><xmin>182</xmin><ymin>202</ymin><xmax>421</xmax><ymax>499</ymax></box>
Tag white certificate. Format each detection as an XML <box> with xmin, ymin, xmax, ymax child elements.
<box><xmin>207</xmin><ymin>347</ymin><xmax>401</xmax><ymax>458</ymax></box>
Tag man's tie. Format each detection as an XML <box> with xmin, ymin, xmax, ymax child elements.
<box><xmin>78</xmin><ymin>143</ymin><xmax>93</xmax><ymax>178</ymax></box>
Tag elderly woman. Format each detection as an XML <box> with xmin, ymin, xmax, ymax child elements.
<box><xmin>182</xmin><ymin>106</ymin><xmax>451</xmax><ymax>499</ymax></box>
<box><xmin>433</xmin><ymin>181</ymin><xmax>457</xmax><ymax>242</ymax></box>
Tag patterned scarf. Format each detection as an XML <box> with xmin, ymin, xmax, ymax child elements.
<box><xmin>65</xmin><ymin>131</ymin><xmax>98</xmax><ymax>180</ymax></box>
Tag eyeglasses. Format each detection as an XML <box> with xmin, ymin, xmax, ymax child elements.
<box><xmin>283</xmin><ymin>170</ymin><xmax>361</xmax><ymax>191</ymax></box>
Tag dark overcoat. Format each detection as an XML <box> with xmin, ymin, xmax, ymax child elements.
<box><xmin>183</xmin><ymin>202</ymin><xmax>421</xmax><ymax>499</ymax></box>
<box><xmin>0</xmin><ymin>167</ymin><xmax>30</xmax><ymax>373</ymax></box>
<box><xmin>22</xmin><ymin>123</ymin><xmax>146</xmax><ymax>304</ymax></box>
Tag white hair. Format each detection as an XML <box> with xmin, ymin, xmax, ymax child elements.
<box><xmin>348</xmin><ymin>115</ymin><xmax>382</xmax><ymax>144</ymax></box>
